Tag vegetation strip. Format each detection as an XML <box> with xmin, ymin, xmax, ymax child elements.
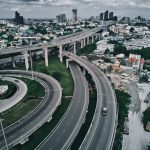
<box><xmin>113</xmin><ymin>90</ymin><xmax>131</xmax><ymax>150</ymax></box>
<box><xmin>0</xmin><ymin>80</ymin><xmax>17</xmax><ymax>100</ymax></box>
<box><xmin>2</xmin><ymin>77</ymin><xmax>45</xmax><ymax>127</ymax></box>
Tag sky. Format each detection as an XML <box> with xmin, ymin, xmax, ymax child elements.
<box><xmin>0</xmin><ymin>0</ymin><xmax>150</xmax><ymax>19</ymax></box>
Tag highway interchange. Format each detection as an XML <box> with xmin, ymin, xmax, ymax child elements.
<box><xmin>0</xmin><ymin>26</ymin><xmax>117</xmax><ymax>150</ymax></box>
<box><xmin>0</xmin><ymin>71</ymin><xmax>62</xmax><ymax>149</ymax></box>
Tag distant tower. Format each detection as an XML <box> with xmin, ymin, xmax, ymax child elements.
<box><xmin>100</xmin><ymin>13</ymin><xmax>104</xmax><ymax>20</ymax></box>
<box><xmin>104</xmin><ymin>10</ymin><xmax>109</xmax><ymax>21</ymax></box>
<box><xmin>15</xmin><ymin>11</ymin><xmax>20</xmax><ymax>24</ymax></box>
<box><xmin>109</xmin><ymin>12</ymin><xmax>114</xmax><ymax>20</ymax></box>
<box><xmin>15</xmin><ymin>11</ymin><xmax>24</xmax><ymax>25</ymax></box>
<box><xmin>72</xmin><ymin>9</ymin><xmax>77</xmax><ymax>23</ymax></box>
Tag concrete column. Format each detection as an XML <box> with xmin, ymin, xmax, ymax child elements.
<box><xmin>73</xmin><ymin>42</ymin><xmax>76</xmax><ymax>54</ymax></box>
<box><xmin>83</xmin><ymin>38</ymin><xmax>86</xmax><ymax>46</ymax></box>
<box><xmin>87</xmin><ymin>37</ymin><xmax>89</xmax><ymax>44</ymax></box>
<box><xmin>81</xmin><ymin>40</ymin><xmax>84</xmax><ymax>48</ymax></box>
<box><xmin>66</xmin><ymin>59</ymin><xmax>69</xmax><ymax>68</ymax></box>
<box><xmin>59</xmin><ymin>45</ymin><xmax>63</xmax><ymax>63</ymax></box>
<box><xmin>44</xmin><ymin>47</ymin><xmax>48</xmax><ymax>67</ymax></box>
<box><xmin>24</xmin><ymin>50</ymin><xmax>29</xmax><ymax>70</ymax></box>
<box><xmin>83</xmin><ymin>68</ymin><xmax>86</xmax><ymax>75</ymax></box>
<box><xmin>12</xmin><ymin>56</ymin><xmax>16</xmax><ymax>68</ymax></box>
<box><xmin>92</xmin><ymin>36</ymin><xmax>94</xmax><ymax>43</ymax></box>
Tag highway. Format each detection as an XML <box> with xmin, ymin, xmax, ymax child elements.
<box><xmin>63</xmin><ymin>52</ymin><xmax>117</xmax><ymax>150</ymax></box>
<box><xmin>0</xmin><ymin>70</ymin><xmax>62</xmax><ymax>149</ymax></box>
<box><xmin>0</xmin><ymin>26</ymin><xmax>103</xmax><ymax>55</ymax></box>
<box><xmin>0</xmin><ymin>76</ymin><xmax>27</xmax><ymax>113</ymax></box>
<box><xmin>36</xmin><ymin>63</ymin><xmax>89</xmax><ymax>150</ymax></box>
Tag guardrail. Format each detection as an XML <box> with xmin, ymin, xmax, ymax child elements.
<box><xmin>0</xmin><ymin>70</ymin><xmax>62</xmax><ymax>149</ymax></box>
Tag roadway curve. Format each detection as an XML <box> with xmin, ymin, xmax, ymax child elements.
<box><xmin>0</xmin><ymin>70</ymin><xmax>62</xmax><ymax>149</ymax></box>
<box><xmin>0</xmin><ymin>76</ymin><xmax>27</xmax><ymax>113</ymax></box>
<box><xmin>63</xmin><ymin>52</ymin><xmax>117</xmax><ymax>150</ymax></box>
<box><xmin>36</xmin><ymin>62</ymin><xmax>89</xmax><ymax>150</ymax></box>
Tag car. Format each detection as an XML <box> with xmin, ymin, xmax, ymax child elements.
<box><xmin>102</xmin><ymin>107</ymin><xmax>107</xmax><ymax>116</ymax></box>
<box><xmin>124</xmin><ymin>123</ymin><xmax>129</xmax><ymax>135</ymax></box>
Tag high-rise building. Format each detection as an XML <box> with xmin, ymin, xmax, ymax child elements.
<box><xmin>72</xmin><ymin>9</ymin><xmax>77</xmax><ymax>23</ymax></box>
<box><xmin>109</xmin><ymin>12</ymin><xmax>114</xmax><ymax>20</ymax></box>
<box><xmin>56</xmin><ymin>14</ymin><xmax>67</xmax><ymax>23</ymax></box>
<box><xmin>104</xmin><ymin>10</ymin><xmax>109</xmax><ymax>21</ymax></box>
<box><xmin>100</xmin><ymin>13</ymin><xmax>104</xmax><ymax>20</ymax></box>
<box><xmin>15</xmin><ymin>11</ymin><xmax>24</xmax><ymax>25</ymax></box>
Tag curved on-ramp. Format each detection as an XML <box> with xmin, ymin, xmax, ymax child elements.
<box><xmin>0</xmin><ymin>76</ymin><xmax>27</xmax><ymax>113</ymax></box>
<box><xmin>0</xmin><ymin>70</ymin><xmax>62</xmax><ymax>150</ymax></box>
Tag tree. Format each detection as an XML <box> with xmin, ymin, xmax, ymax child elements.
<box><xmin>104</xmin><ymin>48</ymin><xmax>110</xmax><ymax>54</ymax></box>
<box><xmin>130</xmin><ymin>27</ymin><xmax>135</xmax><ymax>33</ymax></box>
<box><xmin>139</xmin><ymin>74</ymin><xmax>149</xmax><ymax>83</ymax></box>
<box><xmin>113</xmin><ymin>43</ymin><xmax>128</xmax><ymax>56</ymax></box>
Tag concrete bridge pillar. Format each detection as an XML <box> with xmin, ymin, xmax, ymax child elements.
<box><xmin>81</xmin><ymin>40</ymin><xmax>84</xmax><ymax>48</ymax></box>
<box><xmin>66</xmin><ymin>59</ymin><xmax>72</xmax><ymax>68</ymax></box>
<box><xmin>43</xmin><ymin>47</ymin><xmax>48</xmax><ymax>67</ymax></box>
<box><xmin>23</xmin><ymin>50</ymin><xmax>29</xmax><ymax>70</ymax></box>
<box><xmin>92</xmin><ymin>35</ymin><xmax>94</xmax><ymax>43</ymax></box>
<box><xmin>12</xmin><ymin>56</ymin><xmax>16</xmax><ymax>68</ymax></box>
<box><xmin>59</xmin><ymin>45</ymin><xmax>63</xmax><ymax>63</ymax></box>
<box><xmin>73</xmin><ymin>42</ymin><xmax>76</xmax><ymax>54</ymax></box>
<box><xmin>83</xmin><ymin>68</ymin><xmax>86</xmax><ymax>75</ymax></box>
<box><xmin>83</xmin><ymin>38</ymin><xmax>86</xmax><ymax>47</ymax></box>
<box><xmin>87</xmin><ymin>37</ymin><xmax>89</xmax><ymax>44</ymax></box>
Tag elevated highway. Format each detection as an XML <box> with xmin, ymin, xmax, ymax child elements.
<box><xmin>63</xmin><ymin>52</ymin><xmax>117</xmax><ymax>150</ymax></box>
<box><xmin>0</xmin><ymin>70</ymin><xmax>62</xmax><ymax>149</ymax></box>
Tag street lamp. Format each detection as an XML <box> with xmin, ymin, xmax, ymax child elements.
<box><xmin>0</xmin><ymin>115</ymin><xmax>9</xmax><ymax>150</ymax></box>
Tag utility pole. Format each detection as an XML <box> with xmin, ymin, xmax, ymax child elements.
<box><xmin>0</xmin><ymin>115</ymin><xmax>9</xmax><ymax>150</ymax></box>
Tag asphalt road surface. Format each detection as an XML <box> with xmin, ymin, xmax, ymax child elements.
<box><xmin>37</xmin><ymin>63</ymin><xmax>89</xmax><ymax>150</ymax></box>
<box><xmin>63</xmin><ymin>52</ymin><xmax>117</xmax><ymax>150</ymax></box>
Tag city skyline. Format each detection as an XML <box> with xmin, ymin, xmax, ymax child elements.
<box><xmin>0</xmin><ymin>0</ymin><xmax>150</xmax><ymax>19</ymax></box>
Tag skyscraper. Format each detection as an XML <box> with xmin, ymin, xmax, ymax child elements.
<box><xmin>56</xmin><ymin>14</ymin><xmax>67</xmax><ymax>23</ymax></box>
<box><xmin>100</xmin><ymin>13</ymin><xmax>104</xmax><ymax>20</ymax></box>
<box><xmin>72</xmin><ymin>9</ymin><xmax>77</xmax><ymax>23</ymax></box>
<box><xmin>109</xmin><ymin>12</ymin><xmax>114</xmax><ymax>20</ymax></box>
<box><xmin>15</xmin><ymin>11</ymin><xmax>24</xmax><ymax>25</ymax></box>
<box><xmin>104</xmin><ymin>10</ymin><xmax>109</xmax><ymax>21</ymax></box>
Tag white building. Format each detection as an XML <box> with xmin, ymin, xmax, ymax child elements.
<box><xmin>124</xmin><ymin>38</ymin><xmax>150</xmax><ymax>50</ymax></box>
<box><xmin>96</xmin><ymin>40</ymin><xmax>114</xmax><ymax>53</ymax></box>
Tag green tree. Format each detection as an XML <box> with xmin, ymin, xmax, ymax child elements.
<box><xmin>139</xmin><ymin>74</ymin><xmax>149</xmax><ymax>83</ymax></box>
<box><xmin>104</xmin><ymin>48</ymin><xmax>110</xmax><ymax>54</ymax></box>
<box><xmin>130</xmin><ymin>27</ymin><xmax>135</xmax><ymax>33</ymax></box>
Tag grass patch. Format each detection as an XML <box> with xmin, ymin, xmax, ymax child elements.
<box><xmin>33</xmin><ymin>56</ymin><xmax>74</xmax><ymax>96</ymax></box>
<box><xmin>0</xmin><ymin>80</ymin><xmax>17</xmax><ymax>100</ymax></box>
<box><xmin>77</xmin><ymin>43</ymin><xmax>97</xmax><ymax>56</ymax></box>
<box><xmin>142</xmin><ymin>107</ymin><xmax>150</xmax><ymax>131</ymax></box>
<box><xmin>113</xmin><ymin>90</ymin><xmax>131</xmax><ymax>150</ymax></box>
<box><xmin>2</xmin><ymin>77</ymin><xmax>45</xmax><ymax>127</ymax></box>
<box><xmin>14</xmin><ymin>97</ymin><xmax>71</xmax><ymax>150</ymax></box>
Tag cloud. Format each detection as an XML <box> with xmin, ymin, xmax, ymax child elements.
<box><xmin>0</xmin><ymin>0</ymin><xmax>150</xmax><ymax>9</ymax></box>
